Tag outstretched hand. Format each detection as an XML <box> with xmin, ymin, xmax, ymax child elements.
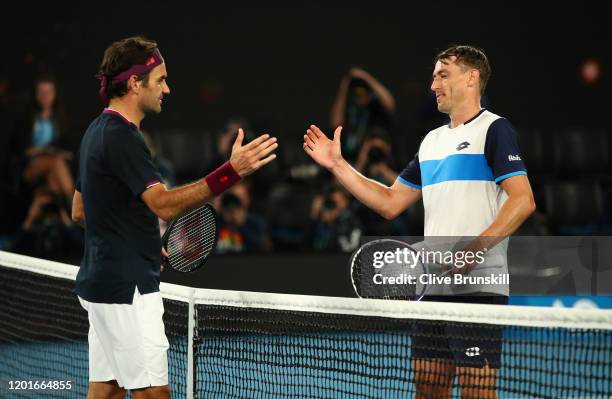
<box><xmin>229</xmin><ymin>128</ymin><xmax>278</xmax><ymax>177</ymax></box>
<box><xmin>303</xmin><ymin>125</ymin><xmax>343</xmax><ymax>170</ymax></box>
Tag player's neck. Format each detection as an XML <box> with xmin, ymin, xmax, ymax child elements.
<box><xmin>448</xmin><ymin>99</ymin><xmax>482</xmax><ymax>129</ymax></box>
<box><xmin>107</xmin><ymin>98</ymin><xmax>144</xmax><ymax>128</ymax></box>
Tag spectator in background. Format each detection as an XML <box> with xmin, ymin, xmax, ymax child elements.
<box><xmin>330</xmin><ymin>67</ymin><xmax>395</xmax><ymax>161</ymax></box>
<box><xmin>309</xmin><ymin>185</ymin><xmax>362</xmax><ymax>252</ymax></box>
<box><xmin>354</xmin><ymin>129</ymin><xmax>399</xmax><ymax>185</ymax></box>
<box><xmin>216</xmin><ymin>180</ymin><xmax>272</xmax><ymax>254</ymax></box>
<box><xmin>208</xmin><ymin>117</ymin><xmax>277</xmax><ymax>209</ymax></box>
<box><xmin>11</xmin><ymin>186</ymin><xmax>82</xmax><ymax>263</ymax></box>
<box><xmin>352</xmin><ymin>130</ymin><xmax>411</xmax><ymax>236</ymax></box>
<box><xmin>207</xmin><ymin>117</ymin><xmax>254</xmax><ymax>172</ymax></box>
<box><xmin>10</xmin><ymin>75</ymin><xmax>75</xmax><ymax>210</ymax></box>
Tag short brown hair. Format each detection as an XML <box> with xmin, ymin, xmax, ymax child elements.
<box><xmin>435</xmin><ymin>45</ymin><xmax>491</xmax><ymax>95</ymax></box>
<box><xmin>98</xmin><ymin>36</ymin><xmax>158</xmax><ymax>100</ymax></box>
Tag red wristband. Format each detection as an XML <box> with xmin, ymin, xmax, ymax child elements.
<box><xmin>205</xmin><ymin>161</ymin><xmax>241</xmax><ymax>196</ymax></box>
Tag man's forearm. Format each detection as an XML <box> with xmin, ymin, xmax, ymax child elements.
<box><xmin>154</xmin><ymin>179</ymin><xmax>215</xmax><ymax>221</ymax></box>
<box><xmin>72</xmin><ymin>191</ymin><xmax>85</xmax><ymax>227</ymax></box>
<box><xmin>472</xmin><ymin>194</ymin><xmax>536</xmax><ymax>252</ymax></box>
<box><xmin>330</xmin><ymin>159</ymin><xmax>393</xmax><ymax>217</ymax></box>
<box><xmin>377</xmin><ymin>164</ymin><xmax>399</xmax><ymax>185</ymax></box>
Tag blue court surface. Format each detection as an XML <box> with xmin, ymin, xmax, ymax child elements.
<box><xmin>2</xmin><ymin>330</ymin><xmax>609</xmax><ymax>398</ymax></box>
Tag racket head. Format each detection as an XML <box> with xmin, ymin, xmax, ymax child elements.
<box><xmin>349</xmin><ymin>238</ymin><xmax>429</xmax><ymax>301</ymax></box>
<box><xmin>161</xmin><ymin>203</ymin><xmax>218</xmax><ymax>273</ymax></box>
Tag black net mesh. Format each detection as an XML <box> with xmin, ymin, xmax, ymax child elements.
<box><xmin>163</xmin><ymin>298</ymin><xmax>189</xmax><ymax>399</ymax></box>
<box><xmin>0</xmin><ymin>266</ymin><xmax>88</xmax><ymax>397</ymax></box>
<box><xmin>194</xmin><ymin>304</ymin><xmax>612</xmax><ymax>399</ymax></box>
<box><xmin>0</xmin><ymin>263</ymin><xmax>189</xmax><ymax>398</ymax></box>
<box><xmin>2</xmin><ymin>254</ymin><xmax>612</xmax><ymax>399</ymax></box>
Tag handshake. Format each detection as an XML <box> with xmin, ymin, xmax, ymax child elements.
<box><xmin>229</xmin><ymin>125</ymin><xmax>344</xmax><ymax>177</ymax></box>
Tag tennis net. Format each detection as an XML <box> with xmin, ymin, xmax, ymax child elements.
<box><xmin>1</xmin><ymin>250</ymin><xmax>611</xmax><ymax>398</ymax></box>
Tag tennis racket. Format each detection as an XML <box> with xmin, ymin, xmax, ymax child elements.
<box><xmin>161</xmin><ymin>203</ymin><xmax>218</xmax><ymax>273</ymax></box>
<box><xmin>349</xmin><ymin>238</ymin><xmax>451</xmax><ymax>301</ymax></box>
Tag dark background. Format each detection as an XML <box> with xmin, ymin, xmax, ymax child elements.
<box><xmin>1</xmin><ymin>2</ymin><xmax>608</xmax><ymax>147</ymax></box>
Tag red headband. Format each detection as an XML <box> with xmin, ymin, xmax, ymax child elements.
<box><xmin>96</xmin><ymin>48</ymin><xmax>164</xmax><ymax>103</ymax></box>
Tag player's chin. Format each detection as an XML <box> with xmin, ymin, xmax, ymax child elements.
<box><xmin>147</xmin><ymin>103</ymin><xmax>163</xmax><ymax>114</ymax></box>
<box><xmin>437</xmin><ymin>103</ymin><xmax>450</xmax><ymax>113</ymax></box>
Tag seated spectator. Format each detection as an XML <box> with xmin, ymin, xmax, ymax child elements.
<box><xmin>216</xmin><ymin>181</ymin><xmax>272</xmax><ymax>254</ymax></box>
<box><xmin>9</xmin><ymin>75</ymin><xmax>74</xmax><ymax>210</ymax></box>
<box><xmin>308</xmin><ymin>185</ymin><xmax>363</xmax><ymax>252</ymax></box>
<box><xmin>11</xmin><ymin>186</ymin><xmax>83</xmax><ymax>263</ymax></box>
<box><xmin>330</xmin><ymin>67</ymin><xmax>395</xmax><ymax>161</ymax></box>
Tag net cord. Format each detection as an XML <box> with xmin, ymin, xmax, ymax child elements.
<box><xmin>189</xmin><ymin>288</ymin><xmax>612</xmax><ymax>330</ymax></box>
<box><xmin>0</xmin><ymin>249</ymin><xmax>77</xmax><ymax>280</ymax></box>
<box><xmin>2</xmin><ymin>250</ymin><xmax>612</xmax><ymax>331</ymax></box>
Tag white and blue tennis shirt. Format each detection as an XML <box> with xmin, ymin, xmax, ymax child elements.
<box><xmin>399</xmin><ymin>109</ymin><xmax>527</xmax><ymax>236</ymax></box>
<box><xmin>398</xmin><ymin>109</ymin><xmax>527</xmax><ymax>295</ymax></box>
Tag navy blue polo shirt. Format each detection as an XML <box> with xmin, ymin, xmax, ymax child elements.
<box><xmin>75</xmin><ymin>109</ymin><xmax>162</xmax><ymax>304</ymax></box>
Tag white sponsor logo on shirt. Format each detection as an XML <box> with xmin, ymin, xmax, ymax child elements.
<box><xmin>508</xmin><ymin>155</ymin><xmax>522</xmax><ymax>161</ymax></box>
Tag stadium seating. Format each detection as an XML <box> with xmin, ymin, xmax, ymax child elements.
<box><xmin>545</xmin><ymin>180</ymin><xmax>606</xmax><ymax>234</ymax></box>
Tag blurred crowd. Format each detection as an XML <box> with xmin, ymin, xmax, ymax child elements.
<box><xmin>1</xmin><ymin>67</ymin><xmax>610</xmax><ymax>264</ymax></box>
<box><xmin>2</xmin><ymin>76</ymin><xmax>83</xmax><ymax>263</ymax></box>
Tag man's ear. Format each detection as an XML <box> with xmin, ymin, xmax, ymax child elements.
<box><xmin>467</xmin><ymin>69</ymin><xmax>480</xmax><ymax>89</ymax></box>
<box><xmin>127</xmin><ymin>75</ymin><xmax>141</xmax><ymax>93</ymax></box>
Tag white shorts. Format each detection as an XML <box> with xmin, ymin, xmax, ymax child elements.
<box><xmin>78</xmin><ymin>288</ymin><xmax>170</xmax><ymax>390</ymax></box>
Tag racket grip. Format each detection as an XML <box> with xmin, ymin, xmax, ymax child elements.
<box><xmin>205</xmin><ymin>161</ymin><xmax>241</xmax><ymax>196</ymax></box>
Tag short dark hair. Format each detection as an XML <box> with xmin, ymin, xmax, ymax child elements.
<box><xmin>98</xmin><ymin>36</ymin><xmax>158</xmax><ymax>100</ymax></box>
<box><xmin>435</xmin><ymin>45</ymin><xmax>491</xmax><ymax>95</ymax></box>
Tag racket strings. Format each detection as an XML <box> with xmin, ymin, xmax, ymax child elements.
<box><xmin>169</xmin><ymin>235</ymin><xmax>215</xmax><ymax>270</ymax></box>
<box><xmin>168</xmin><ymin>213</ymin><xmax>215</xmax><ymax>249</ymax></box>
<box><xmin>166</xmin><ymin>207</ymin><xmax>217</xmax><ymax>272</ymax></box>
<box><xmin>167</xmin><ymin>216</ymin><xmax>215</xmax><ymax>255</ymax></box>
<box><xmin>168</xmin><ymin>224</ymin><xmax>215</xmax><ymax>259</ymax></box>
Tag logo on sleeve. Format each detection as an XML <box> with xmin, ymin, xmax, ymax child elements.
<box><xmin>508</xmin><ymin>155</ymin><xmax>522</xmax><ymax>161</ymax></box>
<box><xmin>456</xmin><ymin>141</ymin><xmax>471</xmax><ymax>151</ymax></box>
